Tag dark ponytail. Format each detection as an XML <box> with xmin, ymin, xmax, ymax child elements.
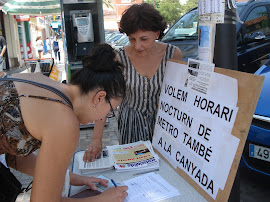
<box><xmin>70</xmin><ymin>43</ymin><xmax>125</xmax><ymax>100</ymax></box>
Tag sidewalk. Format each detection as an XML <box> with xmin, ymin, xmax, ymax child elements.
<box><xmin>4</xmin><ymin>58</ymin><xmax>67</xmax><ymax>82</ymax></box>
<box><xmin>4</xmin><ymin>47</ymin><xmax>65</xmax><ymax>76</ymax></box>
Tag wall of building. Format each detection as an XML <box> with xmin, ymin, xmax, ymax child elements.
<box><xmin>4</xmin><ymin>14</ymin><xmax>21</xmax><ymax>68</ymax></box>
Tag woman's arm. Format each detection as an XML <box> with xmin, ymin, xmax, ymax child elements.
<box><xmin>30</xmin><ymin>112</ymin><xmax>79</xmax><ymax>202</ymax></box>
<box><xmin>31</xmin><ymin>116</ymin><xmax>127</xmax><ymax>202</ymax></box>
<box><xmin>6</xmin><ymin>153</ymin><xmax>37</xmax><ymax>176</ymax></box>
<box><xmin>172</xmin><ymin>47</ymin><xmax>183</xmax><ymax>61</ymax></box>
<box><xmin>83</xmin><ymin>117</ymin><xmax>107</xmax><ymax>162</ymax></box>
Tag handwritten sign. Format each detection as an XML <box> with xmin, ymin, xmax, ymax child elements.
<box><xmin>153</xmin><ymin>61</ymin><xmax>240</xmax><ymax>199</ymax></box>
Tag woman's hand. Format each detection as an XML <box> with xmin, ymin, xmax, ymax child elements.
<box><xmin>98</xmin><ymin>186</ymin><xmax>128</xmax><ymax>202</ymax></box>
<box><xmin>70</xmin><ymin>172</ymin><xmax>108</xmax><ymax>190</ymax></box>
<box><xmin>83</xmin><ymin>138</ymin><xmax>102</xmax><ymax>162</ymax></box>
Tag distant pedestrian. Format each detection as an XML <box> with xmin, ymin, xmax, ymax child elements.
<box><xmin>36</xmin><ymin>36</ymin><xmax>44</xmax><ymax>59</ymax></box>
<box><xmin>53</xmin><ymin>36</ymin><xmax>60</xmax><ymax>63</ymax></box>
<box><xmin>46</xmin><ymin>37</ymin><xmax>51</xmax><ymax>53</ymax></box>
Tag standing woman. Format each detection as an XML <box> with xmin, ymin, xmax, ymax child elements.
<box><xmin>84</xmin><ymin>3</ymin><xmax>182</xmax><ymax>161</ymax></box>
<box><xmin>36</xmin><ymin>36</ymin><xmax>44</xmax><ymax>59</ymax></box>
<box><xmin>0</xmin><ymin>44</ymin><xmax>128</xmax><ymax>201</ymax></box>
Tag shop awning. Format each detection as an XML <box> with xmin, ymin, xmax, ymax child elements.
<box><xmin>2</xmin><ymin>0</ymin><xmax>60</xmax><ymax>15</ymax></box>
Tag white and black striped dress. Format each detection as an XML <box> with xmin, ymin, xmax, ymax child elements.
<box><xmin>116</xmin><ymin>44</ymin><xmax>176</xmax><ymax>144</ymax></box>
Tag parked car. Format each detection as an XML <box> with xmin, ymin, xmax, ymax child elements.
<box><xmin>105</xmin><ymin>31</ymin><xmax>120</xmax><ymax>41</ymax></box>
<box><xmin>161</xmin><ymin>0</ymin><xmax>270</xmax><ymax>73</ymax></box>
<box><xmin>109</xmin><ymin>34</ymin><xmax>127</xmax><ymax>46</ymax></box>
<box><xmin>106</xmin><ymin>33</ymin><xmax>123</xmax><ymax>44</ymax></box>
<box><xmin>112</xmin><ymin>35</ymin><xmax>130</xmax><ymax>50</ymax></box>
<box><xmin>240</xmin><ymin>55</ymin><xmax>270</xmax><ymax>176</ymax></box>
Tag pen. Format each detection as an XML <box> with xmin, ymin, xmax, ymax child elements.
<box><xmin>133</xmin><ymin>168</ymin><xmax>159</xmax><ymax>176</ymax></box>
<box><xmin>111</xmin><ymin>179</ymin><xmax>118</xmax><ymax>187</ymax></box>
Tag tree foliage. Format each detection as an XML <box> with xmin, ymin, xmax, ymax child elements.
<box><xmin>182</xmin><ymin>0</ymin><xmax>198</xmax><ymax>14</ymax></box>
<box><xmin>143</xmin><ymin>0</ymin><xmax>198</xmax><ymax>27</ymax></box>
<box><xmin>143</xmin><ymin>0</ymin><xmax>182</xmax><ymax>27</ymax></box>
<box><xmin>159</xmin><ymin>0</ymin><xmax>182</xmax><ymax>27</ymax></box>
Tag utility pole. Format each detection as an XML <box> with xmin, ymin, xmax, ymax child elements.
<box><xmin>153</xmin><ymin>0</ymin><xmax>156</xmax><ymax>8</ymax></box>
<box><xmin>214</xmin><ymin>1</ymin><xmax>238</xmax><ymax>70</ymax></box>
<box><xmin>213</xmin><ymin>1</ymin><xmax>239</xmax><ymax>201</ymax></box>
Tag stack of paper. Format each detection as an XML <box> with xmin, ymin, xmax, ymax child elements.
<box><xmin>107</xmin><ymin>141</ymin><xmax>159</xmax><ymax>172</ymax></box>
<box><xmin>78</xmin><ymin>149</ymin><xmax>114</xmax><ymax>174</ymax></box>
<box><xmin>123</xmin><ymin>172</ymin><xmax>180</xmax><ymax>202</ymax></box>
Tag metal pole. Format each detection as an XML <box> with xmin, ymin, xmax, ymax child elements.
<box><xmin>213</xmin><ymin>1</ymin><xmax>239</xmax><ymax>201</ymax></box>
<box><xmin>21</xmin><ymin>21</ymin><xmax>28</xmax><ymax>60</ymax></box>
<box><xmin>213</xmin><ymin>2</ymin><xmax>238</xmax><ymax>70</ymax></box>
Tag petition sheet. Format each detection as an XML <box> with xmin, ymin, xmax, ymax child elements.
<box><xmin>123</xmin><ymin>172</ymin><xmax>180</xmax><ymax>202</ymax></box>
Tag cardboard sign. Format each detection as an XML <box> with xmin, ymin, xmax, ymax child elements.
<box><xmin>152</xmin><ymin>60</ymin><xmax>264</xmax><ymax>201</ymax></box>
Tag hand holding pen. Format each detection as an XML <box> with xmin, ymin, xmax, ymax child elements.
<box><xmin>111</xmin><ymin>179</ymin><xmax>118</xmax><ymax>187</ymax></box>
<box><xmin>98</xmin><ymin>179</ymin><xmax>128</xmax><ymax>202</ymax></box>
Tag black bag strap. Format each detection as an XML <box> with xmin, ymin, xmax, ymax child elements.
<box><xmin>0</xmin><ymin>77</ymin><xmax>73</xmax><ymax>109</ymax></box>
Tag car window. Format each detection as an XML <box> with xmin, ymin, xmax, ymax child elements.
<box><xmin>244</xmin><ymin>6</ymin><xmax>270</xmax><ymax>37</ymax></box>
<box><xmin>162</xmin><ymin>10</ymin><xmax>198</xmax><ymax>42</ymax></box>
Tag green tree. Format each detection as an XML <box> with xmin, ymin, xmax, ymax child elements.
<box><xmin>144</xmin><ymin>0</ymin><xmax>182</xmax><ymax>27</ymax></box>
<box><xmin>182</xmin><ymin>0</ymin><xmax>198</xmax><ymax>14</ymax></box>
<box><xmin>143</xmin><ymin>0</ymin><xmax>161</xmax><ymax>8</ymax></box>
<box><xmin>159</xmin><ymin>0</ymin><xmax>182</xmax><ymax>27</ymax></box>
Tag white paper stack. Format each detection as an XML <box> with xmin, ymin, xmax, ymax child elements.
<box><xmin>78</xmin><ymin>148</ymin><xmax>114</xmax><ymax>174</ymax></box>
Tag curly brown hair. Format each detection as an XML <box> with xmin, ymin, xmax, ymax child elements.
<box><xmin>119</xmin><ymin>3</ymin><xmax>167</xmax><ymax>40</ymax></box>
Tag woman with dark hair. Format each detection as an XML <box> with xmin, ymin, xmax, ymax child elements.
<box><xmin>0</xmin><ymin>44</ymin><xmax>128</xmax><ymax>201</ymax></box>
<box><xmin>84</xmin><ymin>3</ymin><xmax>182</xmax><ymax>161</ymax></box>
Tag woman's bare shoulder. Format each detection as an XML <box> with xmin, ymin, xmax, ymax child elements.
<box><xmin>172</xmin><ymin>46</ymin><xmax>183</xmax><ymax>61</ymax></box>
<box><xmin>26</xmin><ymin>102</ymin><xmax>79</xmax><ymax>141</ymax></box>
<box><xmin>156</xmin><ymin>41</ymin><xmax>168</xmax><ymax>52</ymax></box>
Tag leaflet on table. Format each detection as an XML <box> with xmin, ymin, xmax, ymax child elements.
<box><xmin>114</xmin><ymin>157</ymin><xmax>159</xmax><ymax>172</ymax></box>
<box><xmin>107</xmin><ymin>141</ymin><xmax>155</xmax><ymax>164</ymax></box>
<box><xmin>109</xmin><ymin>140</ymin><xmax>159</xmax><ymax>163</ymax></box>
<box><xmin>107</xmin><ymin>141</ymin><xmax>159</xmax><ymax>171</ymax></box>
<box><xmin>78</xmin><ymin>149</ymin><xmax>114</xmax><ymax>174</ymax></box>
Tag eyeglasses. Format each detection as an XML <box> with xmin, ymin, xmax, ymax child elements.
<box><xmin>106</xmin><ymin>99</ymin><xmax>115</xmax><ymax>118</ymax></box>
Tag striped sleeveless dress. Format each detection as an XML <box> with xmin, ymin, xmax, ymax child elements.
<box><xmin>117</xmin><ymin>44</ymin><xmax>176</xmax><ymax>144</ymax></box>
